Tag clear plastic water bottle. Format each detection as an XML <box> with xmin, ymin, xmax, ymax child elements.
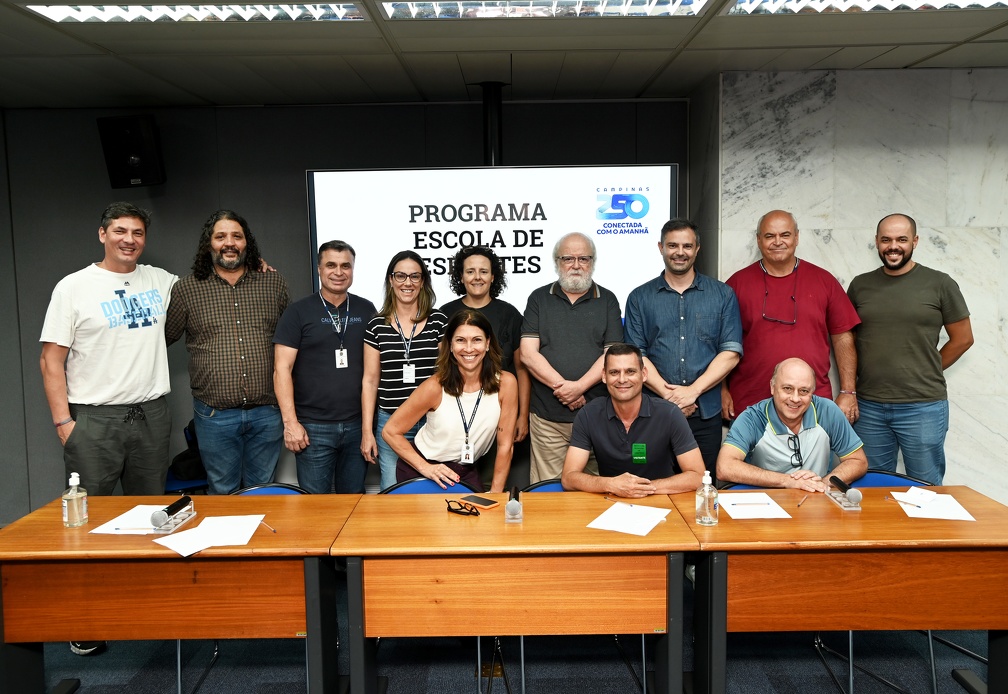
<box><xmin>62</xmin><ymin>472</ymin><xmax>88</xmax><ymax>528</ymax></box>
<box><xmin>695</xmin><ymin>470</ymin><xmax>718</xmax><ymax>526</ymax></box>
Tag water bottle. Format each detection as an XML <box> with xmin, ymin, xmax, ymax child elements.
<box><xmin>62</xmin><ymin>472</ymin><xmax>89</xmax><ymax>528</ymax></box>
<box><xmin>695</xmin><ymin>470</ymin><xmax>718</xmax><ymax>526</ymax></box>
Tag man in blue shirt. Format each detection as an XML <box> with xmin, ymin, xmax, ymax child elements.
<box><xmin>718</xmin><ymin>358</ymin><xmax>867</xmax><ymax>491</ymax></box>
<box><xmin>624</xmin><ymin>218</ymin><xmax>743</xmax><ymax>483</ymax></box>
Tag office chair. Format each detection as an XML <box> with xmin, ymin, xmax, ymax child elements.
<box><xmin>381</xmin><ymin>476</ymin><xmax>497</xmax><ymax>693</ymax></box>
<box><xmin>231</xmin><ymin>482</ymin><xmax>310</xmax><ymax>495</ymax></box>
<box><xmin>813</xmin><ymin>469</ymin><xmax>963</xmax><ymax>694</ymax></box>
<box><xmin>174</xmin><ymin>482</ymin><xmax>312</xmax><ymax>694</ymax></box>
<box><xmin>381</xmin><ymin>476</ymin><xmax>479</xmax><ymax>495</ymax></box>
<box><xmin>164</xmin><ymin>468</ymin><xmax>209</xmax><ymax>495</ymax></box>
<box><xmin>520</xmin><ymin>481</ymin><xmax>647</xmax><ymax>693</ymax></box>
<box><xmin>521</xmin><ymin>478</ymin><xmax>564</xmax><ymax>493</ymax></box>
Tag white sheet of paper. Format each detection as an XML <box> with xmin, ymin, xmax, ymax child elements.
<box><xmin>905</xmin><ymin>487</ymin><xmax>938</xmax><ymax>505</ymax></box>
<box><xmin>154</xmin><ymin>527</ymin><xmax>215</xmax><ymax>557</ymax></box>
<box><xmin>720</xmin><ymin>492</ymin><xmax>792</xmax><ymax>520</ymax></box>
<box><xmin>196</xmin><ymin>515</ymin><xmax>264</xmax><ymax>547</ymax></box>
<box><xmin>90</xmin><ymin>504</ymin><xmax>163</xmax><ymax>534</ymax></box>
<box><xmin>587</xmin><ymin>502</ymin><xmax>671</xmax><ymax>536</ymax></box>
<box><xmin>152</xmin><ymin>514</ymin><xmax>266</xmax><ymax>556</ymax></box>
<box><xmin>891</xmin><ymin>492</ymin><xmax>975</xmax><ymax>521</ymax></box>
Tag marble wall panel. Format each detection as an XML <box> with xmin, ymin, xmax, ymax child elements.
<box><xmin>947</xmin><ymin>69</ymin><xmax>1008</xmax><ymax>227</ymax></box>
<box><xmin>835</xmin><ymin>70</ymin><xmax>950</xmax><ymax>230</ymax></box>
<box><xmin>721</xmin><ymin>71</ymin><xmax>836</xmax><ymax>233</ymax></box>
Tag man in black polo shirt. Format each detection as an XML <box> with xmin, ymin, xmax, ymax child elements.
<box><xmin>561</xmin><ymin>343</ymin><xmax>705</xmax><ymax>498</ymax></box>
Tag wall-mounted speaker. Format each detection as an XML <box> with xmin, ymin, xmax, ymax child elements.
<box><xmin>96</xmin><ymin>114</ymin><xmax>166</xmax><ymax>188</ymax></box>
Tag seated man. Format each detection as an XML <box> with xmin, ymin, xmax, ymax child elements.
<box><xmin>561</xmin><ymin>343</ymin><xmax>705</xmax><ymax>498</ymax></box>
<box><xmin>718</xmin><ymin>357</ymin><xmax>867</xmax><ymax>492</ymax></box>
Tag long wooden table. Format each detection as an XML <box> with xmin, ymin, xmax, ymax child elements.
<box><xmin>330</xmin><ymin>491</ymin><xmax>698</xmax><ymax>694</ymax></box>
<box><xmin>670</xmin><ymin>486</ymin><xmax>1008</xmax><ymax>694</ymax></box>
<box><xmin>0</xmin><ymin>494</ymin><xmax>359</xmax><ymax>694</ymax></box>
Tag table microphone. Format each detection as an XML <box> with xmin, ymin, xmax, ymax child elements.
<box><xmin>829</xmin><ymin>476</ymin><xmax>862</xmax><ymax>505</ymax></box>
<box><xmin>151</xmin><ymin>495</ymin><xmax>192</xmax><ymax>527</ymax></box>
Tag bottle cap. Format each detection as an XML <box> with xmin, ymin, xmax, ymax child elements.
<box><xmin>701</xmin><ymin>470</ymin><xmax>712</xmax><ymax>485</ymax></box>
<box><xmin>69</xmin><ymin>472</ymin><xmax>81</xmax><ymax>486</ymax></box>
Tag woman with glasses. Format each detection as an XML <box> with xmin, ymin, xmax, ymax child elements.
<box><xmin>362</xmin><ymin>251</ymin><xmax>448</xmax><ymax>490</ymax></box>
<box><xmin>382</xmin><ymin>309</ymin><xmax>518</xmax><ymax>492</ymax></box>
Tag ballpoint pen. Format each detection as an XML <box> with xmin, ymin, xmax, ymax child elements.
<box><xmin>885</xmin><ymin>495</ymin><xmax>921</xmax><ymax>509</ymax></box>
<box><xmin>260</xmin><ymin>520</ymin><xmax>277</xmax><ymax>533</ymax></box>
<box><xmin>797</xmin><ymin>494</ymin><xmax>809</xmax><ymax>507</ymax></box>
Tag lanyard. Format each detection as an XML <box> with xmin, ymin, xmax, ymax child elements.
<box><xmin>392</xmin><ymin>310</ymin><xmax>420</xmax><ymax>364</ymax></box>
<box><xmin>456</xmin><ymin>389</ymin><xmax>484</xmax><ymax>445</ymax></box>
<box><xmin>320</xmin><ymin>292</ymin><xmax>349</xmax><ymax>349</ymax></box>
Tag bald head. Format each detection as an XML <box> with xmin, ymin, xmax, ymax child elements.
<box><xmin>771</xmin><ymin>358</ymin><xmax>815</xmax><ymax>389</ymax></box>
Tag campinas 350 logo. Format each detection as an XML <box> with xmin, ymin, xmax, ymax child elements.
<box><xmin>596</xmin><ymin>191</ymin><xmax>650</xmax><ymax>220</ymax></box>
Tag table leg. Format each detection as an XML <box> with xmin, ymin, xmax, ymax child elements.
<box><xmin>346</xmin><ymin>557</ymin><xmax>378</xmax><ymax>694</ymax></box>
<box><xmin>692</xmin><ymin>551</ymin><xmax>727</xmax><ymax>694</ymax></box>
<box><xmin>305</xmin><ymin>557</ymin><xmax>340</xmax><ymax>694</ymax></box>
<box><xmin>953</xmin><ymin>630</ymin><xmax>1007</xmax><ymax>694</ymax></box>
<box><xmin>653</xmin><ymin>552</ymin><xmax>684</xmax><ymax>694</ymax></box>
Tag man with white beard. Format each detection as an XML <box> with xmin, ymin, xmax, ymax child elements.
<box><xmin>520</xmin><ymin>232</ymin><xmax>623</xmax><ymax>483</ymax></box>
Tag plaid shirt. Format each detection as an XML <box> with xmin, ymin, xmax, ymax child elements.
<box><xmin>166</xmin><ymin>270</ymin><xmax>289</xmax><ymax>409</ymax></box>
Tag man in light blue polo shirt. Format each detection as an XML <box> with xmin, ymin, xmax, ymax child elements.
<box><xmin>717</xmin><ymin>358</ymin><xmax>867</xmax><ymax>492</ymax></box>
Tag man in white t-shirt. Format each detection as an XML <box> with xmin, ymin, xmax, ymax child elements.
<box><xmin>40</xmin><ymin>202</ymin><xmax>177</xmax><ymax>498</ymax></box>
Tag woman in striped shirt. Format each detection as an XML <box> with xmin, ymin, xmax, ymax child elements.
<box><xmin>361</xmin><ymin>250</ymin><xmax>448</xmax><ymax>490</ymax></box>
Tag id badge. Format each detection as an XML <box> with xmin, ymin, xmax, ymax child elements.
<box><xmin>335</xmin><ymin>349</ymin><xmax>348</xmax><ymax>369</ymax></box>
<box><xmin>632</xmin><ymin>442</ymin><xmax>647</xmax><ymax>464</ymax></box>
<box><xmin>459</xmin><ymin>441</ymin><xmax>473</xmax><ymax>464</ymax></box>
<box><xmin>402</xmin><ymin>363</ymin><xmax>416</xmax><ymax>384</ymax></box>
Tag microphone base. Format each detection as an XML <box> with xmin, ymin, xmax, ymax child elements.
<box><xmin>153</xmin><ymin>502</ymin><xmax>197</xmax><ymax>533</ymax></box>
<box><xmin>825</xmin><ymin>490</ymin><xmax>862</xmax><ymax>512</ymax></box>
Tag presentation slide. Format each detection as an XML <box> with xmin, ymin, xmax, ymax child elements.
<box><xmin>307</xmin><ymin>164</ymin><xmax>677</xmax><ymax>311</ymax></box>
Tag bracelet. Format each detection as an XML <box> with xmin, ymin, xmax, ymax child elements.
<box><xmin>54</xmin><ymin>417</ymin><xmax>73</xmax><ymax>428</ymax></box>
<box><xmin>839</xmin><ymin>390</ymin><xmax>856</xmax><ymax>396</ymax></box>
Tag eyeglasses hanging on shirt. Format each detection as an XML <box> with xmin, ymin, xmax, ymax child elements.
<box><xmin>320</xmin><ymin>292</ymin><xmax>350</xmax><ymax>369</ymax></box>
<box><xmin>760</xmin><ymin>259</ymin><xmax>799</xmax><ymax>325</ymax></box>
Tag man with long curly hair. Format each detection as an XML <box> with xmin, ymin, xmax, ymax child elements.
<box><xmin>166</xmin><ymin>210</ymin><xmax>289</xmax><ymax>494</ymax></box>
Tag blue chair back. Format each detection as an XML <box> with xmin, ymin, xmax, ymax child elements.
<box><xmin>720</xmin><ymin>483</ymin><xmax>764</xmax><ymax>491</ymax></box>
<box><xmin>523</xmin><ymin>479</ymin><xmax>564</xmax><ymax>493</ymax></box>
<box><xmin>381</xmin><ymin>477</ymin><xmax>479</xmax><ymax>495</ymax></box>
<box><xmin>852</xmin><ymin>469</ymin><xmax>929</xmax><ymax>488</ymax></box>
<box><xmin>165</xmin><ymin>468</ymin><xmax>208</xmax><ymax>495</ymax></box>
<box><xmin>232</xmin><ymin>483</ymin><xmax>309</xmax><ymax>495</ymax></box>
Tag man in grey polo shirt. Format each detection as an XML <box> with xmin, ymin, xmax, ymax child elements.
<box><xmin>717</xmin><ymin>357</ymin><xmax>867</xmax><ymax>491</ymax></box>
<box><xmin>561</xmin><ymin>343</ymin><xmax>705</xmax><ymax>498</ymax></box>
<box><xmin>520</xmin><ymin>232</ymin><xmax>623</xmax><ymax>483</ymax></box>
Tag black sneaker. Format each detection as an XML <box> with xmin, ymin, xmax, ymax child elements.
<box><xmin>69</xmin><ymin>641</ymin><xmax>107</xmax><ymax>656</ymax></box>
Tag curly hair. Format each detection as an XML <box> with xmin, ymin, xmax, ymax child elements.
<box><xmin>436</xmin><ymin>309</ymin><xmax>502</xmax><ymax>397</ymax></box>
<box><xmin>448</xmin><ymin>245</ymin><xmax>507</xmax><ymax>299</ymax></box>
<box><xmin>191</xmin><ymin>209</ymin><xmax>263</xmax><ymax>281</ymax></box>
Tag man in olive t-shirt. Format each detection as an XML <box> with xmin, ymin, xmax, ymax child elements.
<box><xmin>847</xmin><ymin>213</ymin><xmax>973</xmax><ymax>485</ymax></box>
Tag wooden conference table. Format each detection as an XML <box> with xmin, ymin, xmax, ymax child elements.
<box><xmin>330</xmin><ymin>491</ymin><xmax>698</xmax><ymax>694</ymax></box>
<box><xmin>0</xmin><ymin>494</ymin><xmax>359</xmax><ymax>694</ymax></box>
<box><xmin>670</xmin><ymin>486</ymin><xmax>1008</xmax><ymax>694</ymax></box>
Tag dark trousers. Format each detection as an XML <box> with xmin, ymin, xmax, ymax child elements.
<box><xmin>688</xmin><ymin>414</ymin><xmax>724</xmax><ymax>486</ymax></box>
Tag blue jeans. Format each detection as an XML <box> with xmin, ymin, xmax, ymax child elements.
<box><xmin>376</xmin><ymin>408</ymin><xmax>424</xmax><ymax>491</ymax></box>
<box><xmin>192</xmin><ymin>398</ymin><xmax>283</xmax><ymax>495</ymax></box>
<box><xmin>296</xmin><ymin>420</ymin><xmax>367</xmax><ymax>494</ymax></box>
<box><xmin>853</xmin><ymin>398</ymin><xmax>949</xmax><ymax>485</ymax></box>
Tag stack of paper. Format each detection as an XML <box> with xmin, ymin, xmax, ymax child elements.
<box><xmin>890</xmin><ymin>487</ymin><xmax>975</xmax><ymax>521</ymax></box>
